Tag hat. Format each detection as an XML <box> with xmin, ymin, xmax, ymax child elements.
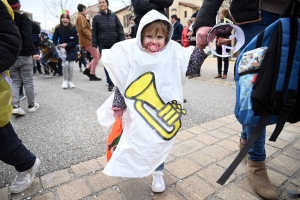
<box><xmin>7</xmin><ymin>0</ymin><xmax>20</xmax><ymax>9</ymax></box>
<box><xmin>191</xmin><ymin>11</ymin><xmax>198</xmax><ymax>18</ymax></box>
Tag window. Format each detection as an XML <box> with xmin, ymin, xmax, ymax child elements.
<box><xmin>123</xmin><ymin>14</ymin><xmax>131</xmax><ymax>28</ymax></box>
<box><xmin>184</xmin><ymin>11</ymin><xmax>187</xmax><ymax>18</ymax></box>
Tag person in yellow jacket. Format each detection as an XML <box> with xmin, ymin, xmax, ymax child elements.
<box><xmin>0</xmin><ymin>0</ymin><xmax>40</xmax><ymax>194</ymax></box>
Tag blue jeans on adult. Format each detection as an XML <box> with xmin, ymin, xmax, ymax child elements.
<box><xmin>98</xmin><ymin>46</ymin><xmax>113</xmax><ymax>85</ymax></box>
<box><xmin>239</xmin><ymin>10</ymin><xmax>280</xmax><ymax>161</ymax></box>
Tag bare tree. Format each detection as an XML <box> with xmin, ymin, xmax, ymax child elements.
<box><xmin>43</xmin><ymin>0</ymin><xmax>76</xmax><ymax>27</ymax></box>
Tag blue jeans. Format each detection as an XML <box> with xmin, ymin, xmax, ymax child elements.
<box><xmin>239</xmin><ymin>10</ymin><xmax>280</xmax><ymax>161</ymax></box>
<box><xmin>98</xmin><ymin>46</ymin><xmax>113</xmax><ymax>84</ymax></box>
<box><xmin>155</xmin><ymin>162</ymin><xmax>164</xmax><ymax>171</ymax></box>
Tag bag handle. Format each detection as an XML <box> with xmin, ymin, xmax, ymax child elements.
<box><xmin>281</xmin><ymin>0</ymin><xmax>300</xmax><ymax>17</ymax></box>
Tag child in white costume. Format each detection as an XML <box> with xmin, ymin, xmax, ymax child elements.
<box><xmin>98</xmin><ymin>10</ymin><xmax>194</xmax><ymax>193</ymax></box>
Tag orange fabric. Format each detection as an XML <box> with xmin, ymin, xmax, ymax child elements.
<box><xmin>106</xmin><ymin>116</ymin><xmax>123</xmax><ymax>161</ymax></box>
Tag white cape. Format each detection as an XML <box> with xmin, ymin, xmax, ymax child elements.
<box><xmin>97</xmin><ymin>10</ymin><xmax>193</xmax><ymax>177</ymax></box>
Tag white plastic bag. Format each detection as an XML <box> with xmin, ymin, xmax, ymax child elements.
<box><xmin>56</xmin><ymin>45</ymin><xmax>67</xmax><ymax>61</ymax></box>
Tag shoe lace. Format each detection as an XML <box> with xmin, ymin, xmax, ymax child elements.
<box><xmin>153</xmin><ymin>174</ymin><xmax>163</xmax><ymax>186</ymax></box>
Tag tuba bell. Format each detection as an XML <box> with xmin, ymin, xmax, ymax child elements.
<box><xmin>125</xmin><ymin>72</ymin><xmax>186</xmax><ymax>140</ymax></box>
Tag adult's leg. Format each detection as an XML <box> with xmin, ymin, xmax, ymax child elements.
<box><xmin>99</xmin><ymin>46</ymin><xmax>112</xmax><ymax>84</ymax></box>
<box><xmin>222</xmin><ymin>45</ymin><xmax>231</xmax><ymax>76</ymax></box>
<box><xmin>216</xmin><ymin>45</ymin><xmax>222</xmax><ymax>77</ymax></box>
<box><xmin>85</xmin><ymin>45</ymin><xmax>100</xmax><ymax>75</ymax></box>
<box><xmin>19</xmin><ymin>56</ymin><xmax>35</xmax><ymax>107</ymax></box>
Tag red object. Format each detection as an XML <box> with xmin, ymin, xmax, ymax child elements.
<box><xmin>181</xmin><ymin>26</ymin><xmax>190</xmax><ymax>47</ymax></box>
<box><xmin>106</xmin><ymin>116</ymin><xmax>123</xmax><ymax>161</ymax></box>
<box><xmin>252</xmin><ymin>74</ymin><xmax>258</xmax><ymax>83</ymax></box>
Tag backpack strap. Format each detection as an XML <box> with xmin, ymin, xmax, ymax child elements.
<box><xmin>217</xmin><ymin>113</ymin><xmax>272</xmax><ymax>185</ymax></box>
<box><xmin>269</xmin><ymin>17</ymin><xmax>299</xmax><ymax>141</ymax></box>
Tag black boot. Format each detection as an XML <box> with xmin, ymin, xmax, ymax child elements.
<box><xmin>89</xmin><ymin>74</ymin><xmax>102</xmax><ymax>81</ymax></box>
<box><xmin>83</xmin><ymin>68</ymin><xmax>91</xmax><ymax>77</ymax></box>
<box><xmin>108</xmin><ymin>83</ymin><xmax>114</xmax><ymax>91</ymax></box>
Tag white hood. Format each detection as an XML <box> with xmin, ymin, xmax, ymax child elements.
<box><xmin>136</xmin><ymin>10</ymin><xmax>173</xmax><ymax>50</ymax></box>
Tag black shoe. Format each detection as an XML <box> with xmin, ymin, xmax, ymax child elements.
<box><xmin>108</xmin><ymin>83</ymin><xmax>114</xmax><ymax>91</ymax></box>
<box><xmin>37</xmin><ymin>69</ymin><xmax>43</xmax><ymax>74</ymax></box>
<box><xmin>183</xmin><ymin>99</ymin><xmax>187</xmax><ymax>103</ymax></box>
<box><xmin>53</xmin><ymin>72</ymin><xmax>57</xmax><ymax>76</ymax></box>
<box><xmin>89</xmin><ymin>74</ymin><xmax>102</xmax><ymax>81</ymax></box>
<box><xmin>83</xmin><ymin>68</ymin><xmax>91</xmax><ymax>77</ymax></box>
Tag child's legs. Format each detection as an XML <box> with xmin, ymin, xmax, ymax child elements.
<box><xmin>10</xmin><ymin>60</ymin><xmax>22</xmax><ymax>108</ymax></box>
<box><xmin>68</xmin><ymin>61</ymin><xmax>74</xmax><ymax>81</ymax></box>
<box><xmin>19</xmin><ymin>57</ymin><xmax>35</xmax><ymax>107</ymax></box>
<box><xmin>62</xmin><ymin>61</ymin><xmax>69</xmax><ymax>81</ymax></box>
<box><xmin>155</xmin><ymin>162</ymin><xmax>164</xmax><ymax>171</ymax></box>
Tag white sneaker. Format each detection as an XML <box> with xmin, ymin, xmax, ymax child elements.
<box><xmin>10</xmin><ymin>158</ymin><xmax>41</xmax><ymax>194</ymax></box>
<box><xmin>28</xmin><ymin>103</ymin><xmax>40</xmax><ymax>112</ymax></box>
<box><xmin>61</xmin><ymin>80</ymin><xmax>68</xmax><ymax>89</ymax></box>
<box><xmin>151</xmin><ymin>171</ymin><xmax>165</xmax><ymax>193</ymax></box>
<box><xmin>69</xmin><ymin>81</ymin><xmax>75</xmax><ymax>88</ymax></box>
<box><xmin>12</xmin><ymin>107</ymin><xmax>25</xmax><ymax>116</ymax></box>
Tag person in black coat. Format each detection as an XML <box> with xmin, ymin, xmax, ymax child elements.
<box><xmin>92</xmin><ymin>0</ymin><xmax>125</xmax><ymax>91</ymax></box>
<box><xmin>170</xmin><ymin>14</ymin><xmax>183</xmax><ymax>44</ymax></box>
<box><xmin>0</xmin><ymin>0</ymin><xmax>40</xmax><ymax>194</ymax></box>
<box><xmin>131</xmin><ymin>0</ymin><xmax>173</xmax><ymax>32</ymax></box>
<box><xmin>32</xmin><ymin>21</ymin><xmax>42</xmax><ymax>74</ymax></box>
<box><xmin>53</xmin><ymin>14</ymin><xmax>78</xmax><ymax>89</ymax></box>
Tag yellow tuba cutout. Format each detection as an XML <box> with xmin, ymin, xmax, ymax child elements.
<box><xmin>125</xmin><ymin>72</ymin><xmax>186</xmax><ymax>140</ymax></box>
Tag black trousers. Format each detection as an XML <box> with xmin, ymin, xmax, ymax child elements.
<box><xmin>0</xmin><ymin>122</ymin><xmax>36</xmax><ymax>172</ymax></box>
<box><xmin>216</xmin><ymin>44</ymin><xmax>231</xmax><ymax>74</ymax></box>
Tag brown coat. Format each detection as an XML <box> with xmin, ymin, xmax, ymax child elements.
<box><xmin>76</xmin><ymin>12</ymin><xmax>92</xmax><ymax>47</ymax></box>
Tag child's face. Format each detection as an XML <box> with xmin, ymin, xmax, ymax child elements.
<box><xmin>142</xmin><ymin>31</ymin><xmax>166</xmax><ymax>53</ymax></box>
<box><xmin>61</xmin><ymin>16</ymin><xmax>70</xmax><ymax>26</ymax></box>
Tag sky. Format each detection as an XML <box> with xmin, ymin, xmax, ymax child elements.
<box><xmin>20</xmin><ymin>0</ymin><xmax>128</xmax><ymax>30</ymax></box>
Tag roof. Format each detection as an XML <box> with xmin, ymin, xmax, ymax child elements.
<box><xmin>179</xmin><ymin>2</ymin><xmax>200</xmax><ymax>9</ymax></box>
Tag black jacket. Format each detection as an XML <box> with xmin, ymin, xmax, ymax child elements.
<box><xmin>193</xmin><ymin>0</ymin><xmax>263</xmax><ymax>33</ymax></box>
<box><xmin>32</xmin><ymin>21</ymin><xmax>41</xmax><ymax>50</ymax></box>
<box><xmin>53</xmin><ymin>26</ymin><xmax>78</xmax><ymax>61</ymax></box>
<box><xmin>171</xmin><ymin>21</ymin><xmax>183</xmax><ymax>41</ymax></box>
<box><xmin>131</xmin><ymin>0</ymin><xmax>173</xmax><ymax>25</ymax></box>
<box><xmin>13</xmin><ymin>12</ymin><xmax>36</xmax><ymax>56</ymax></box>
<box><xmin>0</xmin><ymin>1</ymin><xmax>22</xmax><ymax>73</ymax></box>
<box><xmin>92</xmin><ymin>10</ymin><xmax>125</xmax><ymax>48</ymax></box>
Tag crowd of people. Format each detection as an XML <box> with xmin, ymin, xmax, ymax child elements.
<box><xmin>0</xmin><ymin>0</ymin><xmax>297</xmax><ymax>199</ymax></box>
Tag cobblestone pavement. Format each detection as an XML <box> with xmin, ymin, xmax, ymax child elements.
<box><xmin>1</xmin><ymin>58</ymin><xmax>299</xmax><ymax>200</ymax></box>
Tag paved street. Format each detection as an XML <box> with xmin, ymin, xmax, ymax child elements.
<box><xmin>0</xmin><ymin>58</ymin><xmax>299</xmax><ymax>200</ymax></box>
